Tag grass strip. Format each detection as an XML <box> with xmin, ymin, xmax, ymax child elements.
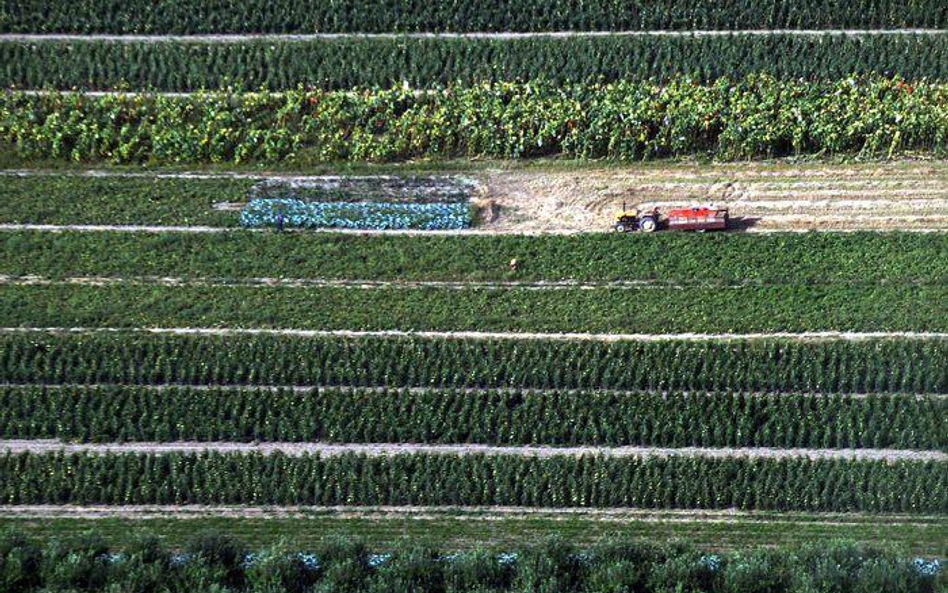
<box><xmin>3</xmin><ymin>230</ymin><xmax>948</xmax><ymax>286</ymax></box>
<box><xmin>1</xmin><ymin>385</ymin><xmax>943</xmax><ymax>449</ymax></box>
<box><xmin>0</xmin><ymin>283</ymin><xmax>944</xmax><ymax>333</ymax></box>
<box><xmin>1</xmin><ymin>512</ymin><xmax>944</xmax><ymax>555</ymax></box>
<box><xmin>1</xmin><ymin>331</ymin><xmax>944</xmax><ymax>393</ymax></box>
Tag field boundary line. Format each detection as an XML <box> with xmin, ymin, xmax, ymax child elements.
<box><xmin>1</xmin><ymin>223</ymin><xmax>946</xmax><ymax>235</ymax></box>
<box><xmin>2</xmin><ymin>326</ymin><xmax>946</xmax><ymax>342</ymax></box>
<box><xmin>3</xmin><ymin>382</ymin><xmax>944</xmax><ymax>400</ymax></box>
<box><xmin>1</xmin><ymin>31</ymin><xmax>945</xmax><ymax>43</ymax></box>
<box><xmin>1</xmin><ymin>439</ymin><xmax>943</xmax><ymax>461</ymax></box>
<box><xmin>0</xmin><ymin>505</ymin><xmax>942</xmax><ymax>525</ymax></box>
<box><xmin>0</xmin><ymin>274</ymin><xmax>756</xmax><ymax>291</ymax></box>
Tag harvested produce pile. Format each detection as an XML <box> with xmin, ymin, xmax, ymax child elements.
<box><xmin>239</xmin><ymin>199</ymin><xmax>472</xmax><ymax>230</ymax></box>
<box><xmin>5</xmin><ymin>0</ymin><xmax>946</xmax><ymax>32</ymax></box>
<box><xmin>3</xmin><ymin>77</ymin><xmax>946</xmax><ymax>163</ymax></box>
<box><xmin>3</xmin><ymin>34</ymin><xmax>946</xmax><ymax>90</ymax></box>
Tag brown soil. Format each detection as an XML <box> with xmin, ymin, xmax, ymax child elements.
<box><xmin>480</xmin><ymin>161</ymin><xmax>948</xmax><ymax>232</ymax></box>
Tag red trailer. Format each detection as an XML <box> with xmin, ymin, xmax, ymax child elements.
<box><xmin>665</xmin><ymin>205</ymin><xmax>729</xmax><ymax>231</ymax></box>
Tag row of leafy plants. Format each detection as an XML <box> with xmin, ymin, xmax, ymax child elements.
<box><xmin>2</xmin><ymin>385</ymin><xmax>943</xmax><ymax>449</ymax></box>
<box><xmin>5</xmin><ymin>0</ymin><xmax>946</xmax><ymax>33</ymax></box>
<box><xmin>3</xmin><ymin>35</ymin><xmax>947</xmax><ymax>91</ymax></box>
<box><xmin>0</xmin><ymin>175</ymin><xmax>475</xmax><ymax>226</ymax></box>
<box><xmin>1</xmin><ymin>450</ymin><xmax>943</xmax><ymax>512</ymax></box>
<box><xmin>3</xmin><ymin>77</ymin><xmax>945</xmax><ymax>163</ymax></box>
<box><xmin>239</xmin><ymin>198</ymin><xmax>472</xmax><ymax>230</ymax></box>
<box><xmin>2</xmin><ymin>531</ymin><xmax>942</xmax><ymax>593</ymax></box>
<box><xmin>1</xmin><ymin>332</ymin><xmax>945</xmax><ymax>393</ymax></box>
<box><xmin>2</xmin><ymin>282</ymin><xmax>943</xmax><ymax>333</ymax></box>
<box><xmin>3</xmin><ymin>228</ymin><xmax>946</xmax><ymax>285</ymax></box>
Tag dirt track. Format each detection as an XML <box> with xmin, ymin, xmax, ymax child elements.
<box><xmin>3</xmin><ymin>326</ymin><xmax>948</xmax><ymax>342</ymax></box>
<box><xmin>2</xmin><ymin>440</ymin><xmax>942</xmax><ymax>461</ymax></box>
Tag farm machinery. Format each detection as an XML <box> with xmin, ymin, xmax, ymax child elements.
<box><xmin>614</xmin><ymin>204</ymin><xmax>729</xmax><ymax>232</ymax></box>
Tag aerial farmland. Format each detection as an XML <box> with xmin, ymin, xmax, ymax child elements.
<box><xmin>0</xmin><ymin>0</ymin><xmax>945</xmax><ymax>591</ymax></box>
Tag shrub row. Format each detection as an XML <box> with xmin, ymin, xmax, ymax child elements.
<box><xmin>1</xmin><ymin>332</ymin><xmax>945</xmax><ymax>393</ymax></box>
<box><xmin>3</xmin><ymin>35</ymin><xmax>947</xmax><ymax>91</ymax></box>
<box><xmin>2</xmin><ymin>229</ymin><xmax>946</xmax><ymax>286</ymax></box>
<box><xmin>3</xmin><ymin>78</ymin><xmax>944</xmax><ymax>163</ymax></box>
<box><xmin>2</xmin><ymin>385</ymin><xmax>944</xmax><ymax>449</ymax></box>
<box><xmin>1</xmin><ymin>451</ymin><xmax>944</xmax><ymax>512</ymax></box>
<box><xmin>2</xmin><ymin>533</ymin><xmax>942</xmax><ymax>593</ymax></box>
<box><xmin>2</xmin><ymin>282</ymin><xmax>944</xmax><ymax>333</ymax></box>
<box><xmin>5</xmin><ymin>0</ymin><xmax>946</xmax><ymax>33</ymax></box>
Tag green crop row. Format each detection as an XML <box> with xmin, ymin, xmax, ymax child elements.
<box><xmin>5</xmin><ymin>0</ymin><xmax>946</xmax><ymax>33</ymax></box>
<box><xmin>1</xmin><ymin>451</ymin><xmax>944</xmax><ymax>512</ymax></box>
<box><xmin>2</xmin><ymin>385</ymin><xmax>943</xmax><ymax>449</ymax></box>
<box><xmin>4</xmin><ymin>77</ymin><xmax>944</xmax><ymax>163</ymax></box>
<box><xmin>3</xmin><ymin>229</ymin><xmax>947</xmax><ymax>286</ymax></box>
<box><xmin>2</xmin><ymin>283</ymin><xmax>945</xmax><ymax>333</ymax></box>
<box><xmin>0</xmin><ymin>175</ymin><xmax>252</xmax><ymax>226</ymax></box>
<box><xmin>1</xmin><ymin>332</ymin><xmax>945</xmax><ymax>393</ymax></box>
<box><xmin>2</xmin><ymin>533</ymin><xmax>941</xmax><ymax>593</ymax></box>
<box><xmin>3</xmin><ymin>35</ymin><xmax>946</xmax><ymax>91</ymax></box>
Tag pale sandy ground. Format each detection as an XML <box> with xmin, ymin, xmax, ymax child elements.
<box><xmin>1</xmin><ymin>439</ymin><xmax>943</xmax><ymax>461</ymax></box>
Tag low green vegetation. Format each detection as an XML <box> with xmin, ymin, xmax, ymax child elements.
<box><xmin>3</xmin><ymin>230</ymin><xmax>947</xmax><ymax>285</ymax></box>
<box><xmin>1</xmin><ymin>282</ymin><xmax>944</xmax><ymax>333</ymax></box>
<box><xmin>2</xmin><ymin>332</ymin><xmax>943</xmax><ymax>393</ymax></box>
<box><xmin>0</xmin><ymin>176</ymin><xmax>252</xmax><ymax>226</ymax></box>
<box><xmin>5</xmin><ymin>0</ymin><xmax>945</xmax><ymax>33</ymax></box>
<box><xmin>0</xmin><ymin>530</ymin><xmax>944</xmax><ymax>592</ymax></box>
<box><xmin>3</xmin><ymin>77</ymin><xmax>945</xmax><ymax>163</ymax></box>
<box><xmin>2</xmin><ymin>450</ymin><xmax>943</xmax><ymax>512</ymax></box>
<box><xmin>2</xmin><ymin>385</ymin><xmax>943</xmax><ymax>449</ymax></box>
<box><xmin>4</xmin><ymin>35</ymin><xmax>947</xmax><ymax>90</ymax></box>
<box><xmin>4</xmin><ymin>513</ymin><xmax>946</xmax><ymax>555</ymax></box>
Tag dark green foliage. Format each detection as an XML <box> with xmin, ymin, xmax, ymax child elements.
<box><xmin>1</xmin><ymin>531</ymin><xmax>941</xmax><ymax>593</ymax></box>
<box><xmin>3</xmin><ymin>35</ymin><xmax>947</xmax><ymax>91</ymax></box>
<box><xmin>0</xmin><ymin>175</ymin><xmax>253</xmax><ymax>226</ymax></box>
<box><xmin>0</xmin><ymin>450</ymin><xmax>944</xmax><ymax>512</ymax></box>
<box><xmin>2</xmin><ymin>0</ymin><xmax>945</xmax><ymax>33</ymax></box>
<box><xmin>2</xmin><ymin>331</ymin><xmax>945</xmax><ymax>393</ymax></box>
<box><xmin>3</xmin><ymin>78</ymin><xmax>945</xmax><ymax>163</ymax></box>
<box><xmin>1</xmin><ymin>386</ymin><xmax>944</xmax><ymax>450</ymax></box>
<box><xmin>3</xmin><ymin>229</ymin><xmax>946</xmax><ymax>286</ymax></box>
<box><xmin>1</xmin><ymin>282</ymin><xmax>944</xmax><ymax>333</ymax></box>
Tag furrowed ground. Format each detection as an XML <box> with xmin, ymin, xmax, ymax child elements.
<box><xmin>0</xmin><ymin>170</ymin><xmax>946</xmax><ymax>553</ymax></box>
<box><xmin>1</xmin><ymin>0</ymin><xmax>946</xmax><ymax>572</ymax></box>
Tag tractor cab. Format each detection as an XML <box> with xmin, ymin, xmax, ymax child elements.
<box><xmin>614</xmin><ymin>204</ymin><xmax>659</xmax><ymax>233</ymax></box>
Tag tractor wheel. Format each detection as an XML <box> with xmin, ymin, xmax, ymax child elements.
<box><xmin>639</xmin><ymin>216</ymin><xmax>657</xmax><ymax>233</ymax></box>
<box><xmin>615</xmin><ymin>223</ymin><xmax>628</xmax><ymax>233</ymax></box>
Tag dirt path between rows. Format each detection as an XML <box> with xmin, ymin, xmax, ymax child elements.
<box><xmin>2</xmin><ymin>439</ymin><xmax>943</xmax><ymax>461</ymax></box>
<box><xmin>1</xmin><ymin>505</ymin><xmax>939</xmax><ymax>526</ymax></box>
<box><xmin>1</xmin><ymin>31</ymin><xmax>943</xmax><ymax>43</ymax></box>
<box><xmin>4</xmin><ymin>382</ymin><xmax>944</xmax><ymax>399</ymax></box>
<box><xmin>3</xmin><ymin>327</ymin><xmax>946</xmax><ymax>342</ymax></box>
<box><xmin>0</xmin><ymin>439</ymin><xmax>948</xmax><ymax>462</ymax></box>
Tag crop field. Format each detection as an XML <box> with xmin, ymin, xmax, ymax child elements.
<box><xmin>1</xmin><ymin>0</ymin><xmax>946</xmax><ymax>591</ymax></box>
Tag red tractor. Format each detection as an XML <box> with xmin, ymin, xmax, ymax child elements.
<box><xmin>614</xmin><ymin>204</ymin><xmax>728</xmax><ymax>233</ymax></box>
